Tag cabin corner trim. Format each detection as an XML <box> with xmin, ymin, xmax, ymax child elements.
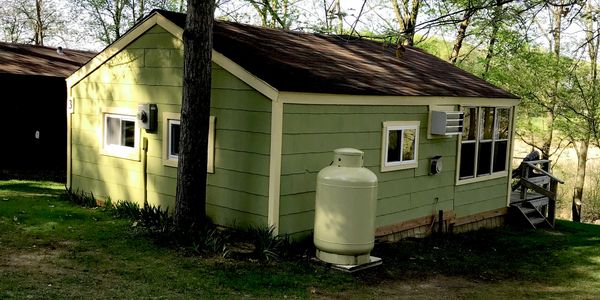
<box><xmin>268</xmin><ymin>99</ymin><xmax>284</xmax><ymax>234</ymax></box>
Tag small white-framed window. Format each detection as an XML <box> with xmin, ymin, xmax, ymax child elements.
<box><xmin>167</xmin><ymin>119</ymin><xmax>180</xmax><ymax>161</ymax></box>
<box><xmin>381</xmin><ymin>121</ymin><xmax>420</xmax><ymax>172</ymax></box>
<box><xmin>162</xmin><ymin>112</ymin><xmax>216</xmax><ymax>173</ymax></box>
<box><xmin>100</xmin><ymin>108</ymin><xmax>140</xmax><ymax>160</ymax></box>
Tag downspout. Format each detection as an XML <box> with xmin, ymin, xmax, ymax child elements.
<box><xmin>142</xmin><ymin>137</ymin><xmax>148</xmax><ymax>206</ymax></box>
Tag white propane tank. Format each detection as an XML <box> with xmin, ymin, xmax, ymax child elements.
<box><xmin>314</xmin><ymin>148</ymin><xmax>378</xmax><ymax>265</ymax></box>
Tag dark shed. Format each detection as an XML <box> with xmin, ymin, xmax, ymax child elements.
<box><xmin>0</xmin><ymin>43</ymin><xmax>95</xmax><ymax>180</ymax></box>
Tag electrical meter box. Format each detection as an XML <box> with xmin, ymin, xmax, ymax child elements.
<box><xmin>137</xmin><ymin>103</ymin><xmax>157</xmax><ymax>131</ymax></box>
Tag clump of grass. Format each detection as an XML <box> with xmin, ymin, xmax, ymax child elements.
<box><xmin>192</xmin><ymin>225</ymin><xmax>230</xmax><ymax>257</ymax></box>
<box><xmin>137</xmin><ymin>203</ymin><xmax>175</xmax><ymax>239</ymax></box>
<box><xmin>113</xmin><ymin>200</ymin><xmax>140</xmax><ymax>219</ymax></box>
<box><xmin>64</xmin><ymin>187</ymin><xmax>98</xmax><ymax>208</ymax></box>
<box><xmin>103</xmin><ymin>196</ymin><xmax>113</xmax><ymax>210</ymax></box>
<box><xmin>247</xmin><ymin>225</ymin><xmax>285</xmax><ymax>262</ymax></box>
<box><xmin>228</xmin><ymin>225</ymin><xmax>290</xmax><ymax>262</ymax></box>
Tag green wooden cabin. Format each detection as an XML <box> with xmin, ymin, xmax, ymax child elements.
<box><xmin>66</xmin><ymin>10</ymin><xmax>519</xmax><ymax>239</ymax></box>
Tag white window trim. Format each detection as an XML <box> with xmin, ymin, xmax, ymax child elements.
<box><xmin>168</xmin><ymin>119</ymin><xmax>180</xmax><ymax>161</ymax></box>
<box><xmin>100</xmin><ymin>107</ymin><xmax>140</xmax><ymax>161</ymax></box>
<box><xmin>456</xmin><ymin>106</ymin><xmax>512</xmax><ymax>185</ymax></box>
<box><xmin>162</xmin><ymin>112</ymin><xmax>216</xmax><ymax>173</ymax></box>
<box><xmin>381</xmin><ymin>121</ymin><xmax>420</xmax><ymax>172</ymax></box>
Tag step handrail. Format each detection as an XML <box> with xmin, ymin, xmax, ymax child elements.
<box><xmin>516</xmin><ymin>159</ymin><xmax>562</xmax><ymax>228</ymax></box>
<box><xmin>523</xmin><ymin>161</ymin><xmax>565</xmax><ymax>184</ymax></box>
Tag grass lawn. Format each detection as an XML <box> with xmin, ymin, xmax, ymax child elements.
<box><xmin>1</xmin><ymin>180</ymin><xmax>600</xmax><ymax>299</ymax></box>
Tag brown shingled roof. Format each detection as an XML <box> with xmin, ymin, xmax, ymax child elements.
<box><xmin>0</xmin><ymin>42</ymin><xmax>96</xmax><ymax>78</ymax></box>
<box><xmin>157</xmin><ymin>10</ymin><xmax>518</xmax><ymax>99</ymax></box>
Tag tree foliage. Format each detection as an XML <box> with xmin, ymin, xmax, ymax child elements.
<box><xmin>70</xmin><ymin>0</ymin><xmax>187</xmax><ymax>45</ymax></box>
<box><xmin>0</xmin><ymin>0</ymin><xmax>67</xmax><ymax>45</ymax></box>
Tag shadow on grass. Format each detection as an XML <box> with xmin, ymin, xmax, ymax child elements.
<box><xmin>0</xmin><ymin>181</ymin><xmax>65</xmax><ymax>195</ymax></box>
<box><xmin>365</xmin><ymin>220</ymin><xmax>600</xmax><ymax>288</ymax></box>
<box><xmin>0</xmin><ymin>169</ymin><xmax>66</xmax><ymax>183</ymax></box>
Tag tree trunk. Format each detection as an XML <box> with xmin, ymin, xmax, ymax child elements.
<box><xmin>336</xmin><ymin>0</ymin><xmax>342</xmax><ymax>34</ymax></box>
<box><xmin>139</xmin><ymin>0</ymin><xmax>145</xmax><ymax>20</ymax></box>
<box><xmin>405</xmin><ymin>0</ymin><xmax>419</xmax><ymax>46</ymax></box>
<box><xmin>174</xmin><ymin>0</ymin><xmax>215</xmax><ymax>230</ymax></box>
<box><xmin>539</xmin><ymin>3</ymin><xmax>563</xmax><ymax>160</ymax></box>
<box><xmin>323</xmin><ymin>0</ymin><xmax>330</xmax><ymax>31</ymax></box>
<box><xmin>35</xmin><ymin>0</ymin><xmax>43</xmax><ymax>45</ymax></box>
<box><xmin>540</xmin><ymin>109</ymin><xmax>555</xmax><ymax>160</ymax></box>
<box><xmin>449</xmin><ymin>9</ymin><xmax>474</xmax><ymax>64</ymax></box>
<box><xmin>391</xmin><ymin>0</ymin><xmax>420</xmax><ymax>46</ymax></box>
<box><xmin>572</xmin><ymin>140</ymin><xmax>588</xmax><ymax>222</ymax></box>
<box><xmin>482</xmin><ymin>0</ymin><xmax>503</xmax><ymax>79</ymax></box>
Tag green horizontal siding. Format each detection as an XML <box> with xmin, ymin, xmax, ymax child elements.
<box><xmin>215</xmin><ymin>149</ymin><xmax>270</xmax><ymax>176</ymax></box>
<box><xmin>71</xmin><ymin>175</ymin><xmax>144</xmax><ymax>204</ymax></box>
<box><xmin>454</xmin><ymin>177</ymin><xmax>508</xmax><ymax>218</ymax></box>
<box><xmin>70</xmin><ymin>24</ymin><xmax>271</xmax><ymax>229</ymax></box>
<box><xmin>283</xmin><ymin>112</ymin><xmax>428</xmax><ymax>134</ymax></box>
<box><xmin>279</xmin><ymin>192</ymin><xmax>315</xmax><ymax>215</ymax></box>
<box><xmin>282</xmin><ymin>132</ymin><xmax>380</xmax><ymax>155</ymax></box>
<box><xmin>279</xmin><ymin>211</ymin><xmax>315</xmax><ymax>235</ymax></box>
<box><xmin>376</xmin><ymin>199</ymin><xmax>453</xmax><ymax>228</ymax></box>
<box><xmin>128</xmin><ymin>26</ymin><xmax>183</xmax><ymax>49</ymax></box>
<box><xmin>73</xmin><ymin>83</ymin><xmax>183</xmax><ymax>105</ymax></box>
<box><xmin>279</xmin><ymin>103</ymin><xmax>458</xmax><ymax>235</ymax></box>
<box><xmin>284</xmin><ymin>104</ymin><xmax>428</xmax><ymax>114</ymax></box>
<box><xmin>206</xmin><ymin>186</ymin><xmax>267</xmax><ymax>216</ymax></box>
<box><xmin>206</xmin><ymin>205</ymin><xmax>267</xmax><ymax>228</ymax></box>
<box><xmin>146</xmin><ymin>191</ymin><xmax>176</xmax><ymax>209</ymax></box>
<box><xmin>216</xmin><ymin>131</ymin><xmax>271</xmax><ymax>155</ymax></box>
<box><xmin>207</xmin><ymin>168</ymin><xmax>269</xmax><ymax>197</ymax></box>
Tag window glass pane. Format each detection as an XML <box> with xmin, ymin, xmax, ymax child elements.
<box><xmin>477</xmin><ymin>141</ymin><xmax>492</xmax><ymax>175</ymax></box>
<box><xmin>106</xmin><ymin>117</ymin><xmax>120</xmax><ymax>145</ymax></box>
<box><xmin>170</xmin><ymin>123</ymin><xmax>180</xmax><ymax>156</ymax></box>
<box><xmin>480</xmin><ymin>107</ymin><xmax>494</xmax><ymax>140</ymax></box>
<box><xmin>460</xmin><ymin>143</ymin><xmax>476</xmax><ymax>178</ymax></box>
<box><xmin>121</xmin><ymin>120</ymin><xmax>135</xmax><ymax>147</ymax></box>
<box><xmin>462</xmin><ymin>107</ymin><xmax>478</xmax><ymax>141</ymax></box>
<box><xmin>387</xmin><ymin>129</ymin><xmax>402</xmax><ymax>163</ymax></box>
<box><xmin>496</xmin><ymin>108</ymin><xmax>510</xmax><ymax>140</ymax></box>
<box><xmin>493</xmin><ymin>141</ymin><xmax>508</xmax><ymax>172</ymax></box>
<box><xmin>402</xmin><ymin>129</ymin><xmax>416</xmax><ymax>161</ymax></box>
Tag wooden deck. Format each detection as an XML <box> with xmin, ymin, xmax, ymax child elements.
<box><xmin>510</xmin><ymin>190</ymin><xmax>546</xmax><ymax>204</ymax></box>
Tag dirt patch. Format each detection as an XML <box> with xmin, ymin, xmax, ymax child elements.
<box><xmin>1</xmin><ymin>245</ymin><xmax>72</xmax><ymax>276</ymax></box>
<box><xmin>313</xmin><ymin>275</ymin><xmax>481</xmax><ymax>299</ymax></box>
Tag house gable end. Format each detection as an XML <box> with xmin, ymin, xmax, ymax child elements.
<box><xmin>67</xmin><ymin>11</ymin><xmax>279</xmax><ymax>102</ymax></box>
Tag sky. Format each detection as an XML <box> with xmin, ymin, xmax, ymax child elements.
<box><xmin>19</xmin><ymin>0</ymin><xmax>587</xmax><ymax>58</ymax></box>
<box><xmin>47</xmin><ymin>0</ymin><xmax>378</xmax><ymax>51</ymax></box>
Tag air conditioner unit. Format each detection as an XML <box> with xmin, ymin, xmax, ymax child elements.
<box><xmin>431</xmin><ymin>111</ymin><xmax>463</xmax><ymax>136</ymax></box>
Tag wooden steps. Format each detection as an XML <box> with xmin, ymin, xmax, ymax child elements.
<box><xmin>529</xmin><ymin>197</ymin><xmax>549</xmax><ymax>209</ymax></box>
<box><xmin>510</xmin><ymin>159</ymin><xmax>562</xmax><ymax>229</ymax></box>
<box><xmin>510</xmin><ymin>201</ymin><xmax>551</xmax><ymax>229</ymax></box>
